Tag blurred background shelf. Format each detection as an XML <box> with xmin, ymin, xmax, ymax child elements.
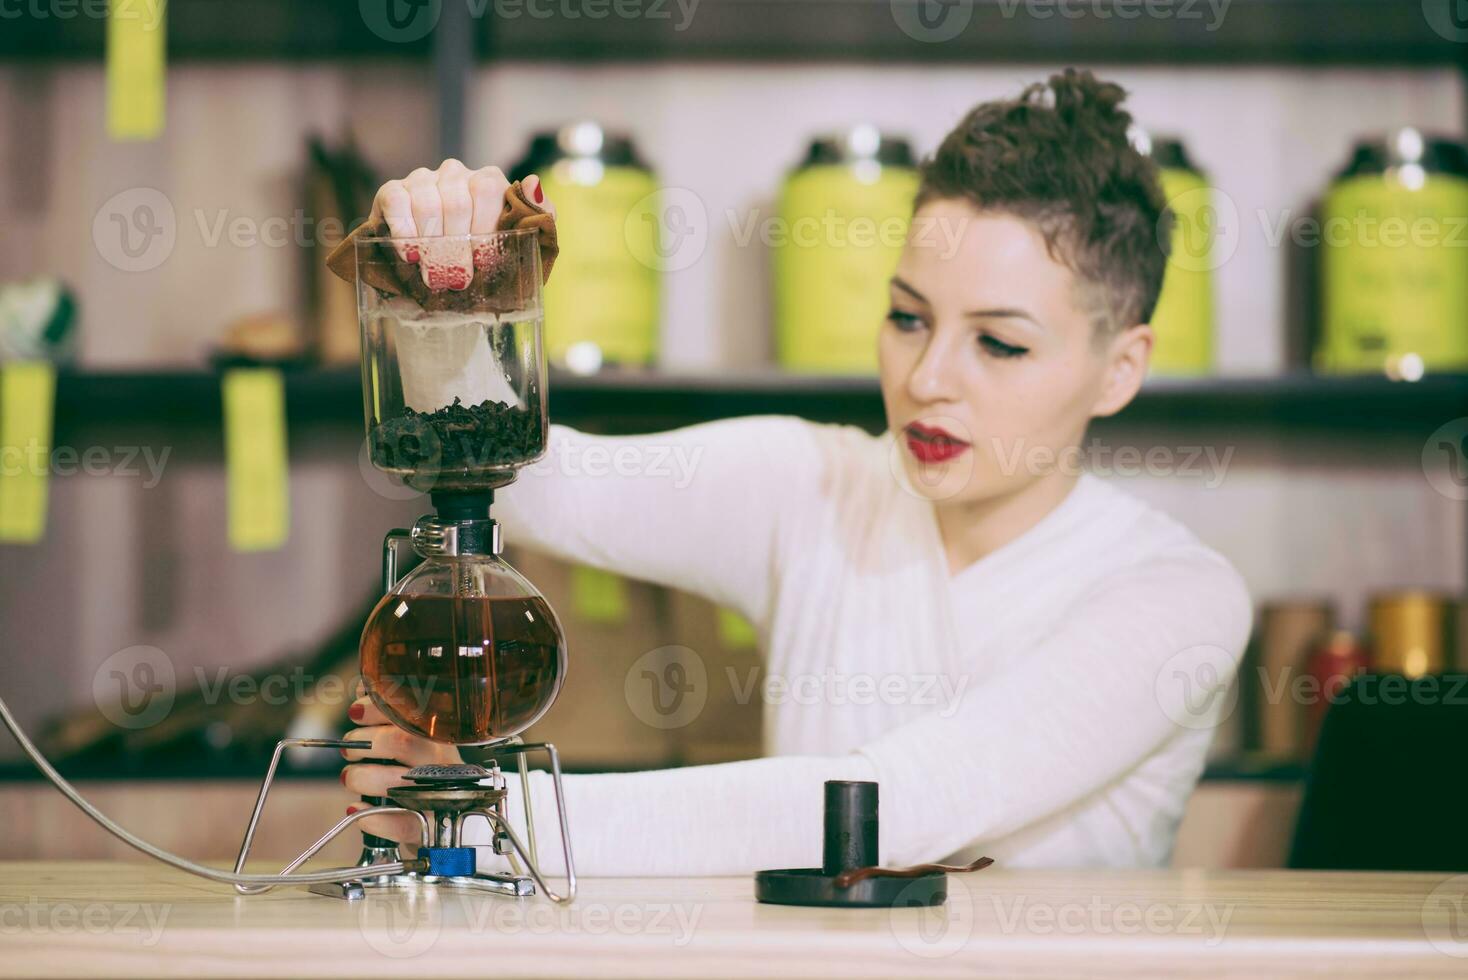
<box><xmin>4</xmin><ymin>0</ymin><xmax>1462</xmax><ymax>66</ymax></box>
<box><xmin>52</xmin><ymin>367</ymin><xmax>1468</xmax><ymax>436</ymax></box>
<box><xmin>0</xmin><ymin>752</ymin><xmax>1306</xmax><ymax>783</ymax></box>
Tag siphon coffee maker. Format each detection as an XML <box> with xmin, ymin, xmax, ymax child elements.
<box><xmin>234</xmin><ymin>227</ymin><xmax>576</xmax><ymax>903</ymax></box>
<box><xmin>0</xmin><ymin>225</ymin><xmax>574</xmax><ymax>903</ymax></box>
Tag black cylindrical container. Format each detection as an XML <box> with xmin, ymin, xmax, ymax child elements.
<box><xmin>822</xmin><ymin>780</ymin><xmax>878</xmax><ymax>875</ymax></box>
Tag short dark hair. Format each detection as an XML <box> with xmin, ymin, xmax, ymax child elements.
<box><xmin>915</xmin><ymin>68</ymin><xmax>1171</xmax><ymax>335</ymax></box>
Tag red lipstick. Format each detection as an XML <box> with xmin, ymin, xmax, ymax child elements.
<box><xmin>904</xmin><ymin>422</ymin><xmax>970</xmax><ymax>464</ymax></box>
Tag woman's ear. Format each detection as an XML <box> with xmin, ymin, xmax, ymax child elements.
<box><xmin>1091</xmin><ymin>323</ymin><xmax>1153</xmax><ymax>418</ymax></box>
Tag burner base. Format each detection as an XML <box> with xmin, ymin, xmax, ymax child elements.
<box><xmin>308</xmin><ymin>870</ymin><xmax>536</xmax><ymax>901</ymax></box>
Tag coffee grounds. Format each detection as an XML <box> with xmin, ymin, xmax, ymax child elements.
<box><xmin>371</xmin><ymin>397</ymin><xmax>544</xmax><ymax>480</ymax></box>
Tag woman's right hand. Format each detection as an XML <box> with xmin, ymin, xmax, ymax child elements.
<box><xmin>368</xmin><ymin>159</ymin><xmax>556</xmax><ymax>291</ymax></box>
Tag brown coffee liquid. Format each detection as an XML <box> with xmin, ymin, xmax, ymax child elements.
<box><xmin>360</xmin><ymin>594</ymin><xmax>564</xmax><ymax>744</ymax></box>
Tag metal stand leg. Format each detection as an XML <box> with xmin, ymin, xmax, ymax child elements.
<box><xmin>234</xmin><ymin>738</ymin><xmax>431</xmax><ymax>901</ymax></box>
<box><xmin>456</xmin><ymin>740</ymin><xmax>577</xmax><ymax>905</ymax></box>
<box><xmin>232</xmin><ymin>737</ymin><xmax>574</xmax><ymax>904</ymax></box>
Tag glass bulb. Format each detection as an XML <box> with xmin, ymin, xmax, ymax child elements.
<box><xmin>360</xmin><ymin>555</ymin><xmax>567</xmax><ymax>745</ymax></box>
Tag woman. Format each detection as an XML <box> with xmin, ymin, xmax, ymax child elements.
<box><xmin>341</xmin><ymin>68</ymin><xmax>1251</xmax><ymax>875</ymax></box>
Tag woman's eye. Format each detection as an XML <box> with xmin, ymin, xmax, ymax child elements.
<box><xmin>979</xmin><ymin>334</ymin><xmax>1029</xmax><ymax>359</ymax></box>
<box><xmin>887</xmin><ymin>310</ymin><xmax>924</xmax><ymax>331</ymax></box>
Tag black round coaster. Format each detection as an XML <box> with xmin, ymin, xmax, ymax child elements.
<box><xmin>754</xmin><ymin>867</ymin><xmax>947</xmax><ymax>908</ymax></box>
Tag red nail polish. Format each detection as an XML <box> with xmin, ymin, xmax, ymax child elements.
<box><xmin>339</xmin><ymin>768</ymin><xmax>348</xmax><ymax>785</ymax></box>
<box><xmin>404</xmin><ymin>246</ymin><xmax>420</xmax><ymax>263</ymax></box>
<box><xmin>533</xmin><ymin>183</ymin><xmax>544</xmax><ymax>204</ymax></box>
<box><xmin>340</xmin><ymin>748</ymin><xmax>350</xmax><ymax>759</ymax></box>
<box><xmin>346</xmin><ymin>806</ymin><xmax>358</xmax><ymax>816</ymax></box>
<box><xmin>447</xmin><ymin>268</ymin><xmax>470</xmax><ymax>291</ymax></box>
<box><xmin>348</xmin><ymin>702</ymin><xmax>364</xmax><ymax>722</ymax></box>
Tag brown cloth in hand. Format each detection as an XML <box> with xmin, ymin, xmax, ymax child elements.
<box><xmin>324</xmin><ymin>178</ymin><xmax>559</xmax><ymax>315</ymax></box>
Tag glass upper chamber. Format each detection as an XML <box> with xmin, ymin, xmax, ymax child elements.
<box><xmin>354</xmin><ymin>227</ymin><xmax>564</xmax><ymax>746</ymax></box>
<box><xmin>357</xmin><ymin>229</ymin><xmax>549</xmax><ymax>493</ymax></box>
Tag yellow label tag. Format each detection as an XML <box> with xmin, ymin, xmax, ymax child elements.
<box><xmin>107</xmin><ymin>0</ymin><xmax>167</xmax><ymax>141</ymax></box>
<box><xmin>0</xmin><ymin>361</ymin><xmax>57</xmax><ymax>544</ymax></box>
<box><xmin>223</xmin><ymin>368</ymin><xmax>289</xmax><ymax>552</ymax></box>
<box><xmin>571</xmin><ymin>564</ymin><xmax>629</xmax><ymax>624</ymax></box>
<box><xmin>716</xmin><ymin>607</ymin><xmax>757</xmax><ymax>650</ymax></box>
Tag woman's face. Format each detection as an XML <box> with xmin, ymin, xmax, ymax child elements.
<box><xmin>878</xmin><ymin>198</ymin><xmax>1150</xmax><ymax>508</ymax></box>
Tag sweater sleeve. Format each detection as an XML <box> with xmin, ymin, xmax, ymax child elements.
<box><xmin>471</xmin><ymin>548</ymin><xmax>1253</xmax><ymax>877</ymax></box>
<box><xmin>491</xmin><ymin>416</ymin><xmax>821</xmax><ymax>627</ymax></box>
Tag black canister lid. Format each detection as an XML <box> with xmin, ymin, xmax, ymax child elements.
<box><xmin>1131</xmin><ymin>127</ymin><xmax>1201</xmax><ymax>174</ymax></box>
<box><xmin>1149</xmin><ymin>136</ymin><xmax>1198</xmax><ymax>173</ymax></box>
<box><xmin>1338</xmin><ymin>128</ymin><xmax>1468</xmax><ymax>179</ymax></box>
<box><xmin>799</xmin><ymin>125</ymin><xmax>916</xmax><ymax>169</ymax></box>
<box><xmin>510</xmin><ymin>121</ymin><xmax>649</xmax><ymax>179</ymax></box>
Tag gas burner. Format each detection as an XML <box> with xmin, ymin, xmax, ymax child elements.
<box><xmin>386</xmin><ymin>777</ymin><xmax>507</xmax><ymax>813</ymax></box>
<box><xmin>232</xmin><ymin>734</ymin><xmax>574</xmax><ymax>903</ymax></box>
<box><xmin>405</xmin><ymin>763</ymin><xmax>494</xmax><ymax>784</ymax></box>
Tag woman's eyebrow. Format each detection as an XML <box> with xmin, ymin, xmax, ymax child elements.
<box><xmin>892</xmin><ymin>277</ymin><xmax>1045</xmax><ymax>330</ymax></box>
<box><xmin>964</xmin><ymin>307</ymin><xmax>1044</xmax><ymax>330</ymax></box>
<box><xmin>890</xmin><ymin>277</ymin><xmax>926</xmax><ymax>304</ymax></box>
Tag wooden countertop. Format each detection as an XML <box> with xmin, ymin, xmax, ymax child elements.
<box><xmin>2</xmin><ymin>861</ymin><xmax>1465</xmax><ymax>978</ymax></box>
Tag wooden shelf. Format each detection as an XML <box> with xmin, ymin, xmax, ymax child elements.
<box><xmin>50</xmin><ymin>366</ymin><xmax>1468</xmax><ymax>438</ymax></box>
<box><xmin>5</xmin><ymin>0</ymin><xmax>1461</xmax><ymax>65</ymax></box>
<box><xmin>0</xmin><ymin>754</ymin><xmax>1302</xmax><ymax>783</ymax></box>
<box><xmin>1</xmin><ymin>0</ymin><xmax>434</xmax><ymax>61</ymax></box>
<box><xmin>479</xmin><ymin>0</ymin><xmax>1468</xmax><ymax>66</ymax></box>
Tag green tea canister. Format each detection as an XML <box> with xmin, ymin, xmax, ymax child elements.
<box><xmin>1148</xmin><ymin>137</ymin><xmax>1216</xmax><ymax>376</ymax></box>
<box><xmin>774</xmin><ymin>127</ymin><xmax>920</xmax><ymax>374</ymax></box>
<box><xmin>1318</xmin><ymin>129</ymin><xmax>1468</xmax><ymax>376</ymax></box>
<box><xmin>512</xmin><ymin>123</ymin><xmax>661</xmax><ymax>370</ymax></box>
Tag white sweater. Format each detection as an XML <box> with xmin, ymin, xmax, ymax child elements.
<box><xmin>470</xmin><ymin>416</ymin><xmax>1253</xmax><ymax>876</ymax></box>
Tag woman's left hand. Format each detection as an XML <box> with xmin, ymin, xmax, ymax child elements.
<box><xmin>340</xmin><ymin>695</ymin><xmax>462</xmax><ymax>844</ymax></box>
